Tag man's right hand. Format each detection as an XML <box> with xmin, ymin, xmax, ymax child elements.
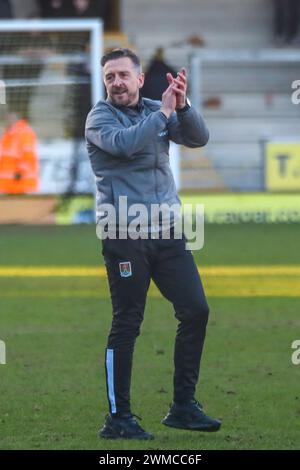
<box><xmin>160</xmin><ymin>83</ymin><xmax>176</xmax><ymax>119</ymax></box>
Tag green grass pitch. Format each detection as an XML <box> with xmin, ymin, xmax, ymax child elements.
<box><xmin>0</xmin><ymin>223</ymin><xmax>300</xmax><ymax>450</ymax></box>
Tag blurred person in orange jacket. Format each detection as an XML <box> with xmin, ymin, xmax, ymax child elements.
<box><xmin>0</xmin><ymin>112</ymin><xmax>39</xmax><ymax>194</ymax></box>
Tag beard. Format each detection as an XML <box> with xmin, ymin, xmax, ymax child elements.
<box><xmin>109</xmin><ymin>88</ymin><xmax>139</xmax><ymax>107</ymax></box>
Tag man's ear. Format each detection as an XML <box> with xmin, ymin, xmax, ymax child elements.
<box><xmin>138</xmin><ymin>72</ymin><xmax>145</xmax><ymax>89</ymax></box>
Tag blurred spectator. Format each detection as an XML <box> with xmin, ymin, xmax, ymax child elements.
<box><xmin>37</xmin><ymin>0</ymin><xmax>73</xmax><ymax>18</ymax></box>
<box><xmin>0</xmin><ymin>0</ymin><xmax>13</xmax><ymax>17</ymax></box>
<box><xmin>9</xmin><ymin>0</ymin><xmax>109</xmax><ymax>21</ymax></box>
<box><xmin>142</xmin><ymin>47</ymin><xmax>177</xmax><ymax>101</ymax></box>
<box><xmin>63</xmin><ymin>56</ymin><xmax>92</xmax><ymax>195</ymax></box>
<box><xmin>38</xmin><ymin>0</ymin><xmax>108</xmax><ymax>20</ymax></box>
<box><xmin>71</xmin><ymin>0</ymin><xmax>108</xmax><ymax>24</ymax></box>
<box><xmin>10</xmin><ymin>0</ymin><xmax>39</xmax><ymax>18</ymax></box>
<box><xmin>67</xmin><ymin>61</ymin><xmax>91</xmax><ymax>140</ymax></box>
<box><xmin>0</xmin><ymin>112</ymin><xmax>39</xmax><ymax>194</ymax></box>
<box><xmin>273</xmin><ymin>0</ymin><xmax>300</xmax><ymax>44</ymax></box>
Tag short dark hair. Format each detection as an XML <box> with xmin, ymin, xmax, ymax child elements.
<box><xmin>101</xmin><ymin>48</ymin><xmax>141</xmax><ymax>70</ymax></box>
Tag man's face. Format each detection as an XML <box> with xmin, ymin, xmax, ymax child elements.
<box><xmin>103</xmin><ymin>57</ymin><xmax>144</xmax><ymax>107</ymax></box>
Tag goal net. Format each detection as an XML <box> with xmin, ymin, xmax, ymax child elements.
<box><xmin>0</xmin><ymin>19</ymin><xmax>102</xmax><ymax>195</ymax></box>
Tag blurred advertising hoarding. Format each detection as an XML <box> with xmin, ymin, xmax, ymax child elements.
<box><xmin>265</xmin><ymin>141</ymin><xmax>300</xmax><ymax>191</ymax></box>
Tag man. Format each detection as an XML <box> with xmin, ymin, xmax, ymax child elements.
<box><xmin>85</xmin><ymin>48</ymin><xmax>221</xmax><ymax>440</ymax></box>
<box><xmin>0</xmin><ymin>0</ymin><xmax>13</xmax><ymax>18</ymax></box>
<box><xmin>0</xmin><ymin>112</ymin><xmax>39</xmax><ymax>194</ymax></box>
<box><xmin>37</xmin><ymin>0</ymin><xmax>73</xmax><ymax>17</ymax></box>
<box><xmin>71</xmin><ymin>0</ymin><xmax>108</xmax><ymax>21</ymax></box>
<box><xmin>272</xmin><ymin>0</ymin><xmax>300</xmax><ymax>44</ymax></box>
<box><xmin>142</xmin><ymin>47</ymin><xmax>177</xmax><ymax>101</ymax></box>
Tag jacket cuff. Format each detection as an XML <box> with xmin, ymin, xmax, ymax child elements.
<box><xmin>176</xmin><ymin>103</ymin><xmax>191</xmax><ymax>114</ymax></box>
<box><xmin>158</xmin><ymin>110</ymin><xmax>169</xmax><ymax>123</ymax></box>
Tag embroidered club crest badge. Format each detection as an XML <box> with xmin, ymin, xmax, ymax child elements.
<box><xmin>119</xmin><ymin>261</ymin><xmax>132</xmax><ymax>278</ymax></box>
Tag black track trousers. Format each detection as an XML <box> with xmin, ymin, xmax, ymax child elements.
<box><xmin>102</xmin><ymin>232</ymin><xmax>209</xmax><ymax>415</ymax></box>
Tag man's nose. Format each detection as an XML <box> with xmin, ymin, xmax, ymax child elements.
<box><xmin>112</xmin><ymin>76</ymin><xmax>122</xmax><ymax>87</ymax></box>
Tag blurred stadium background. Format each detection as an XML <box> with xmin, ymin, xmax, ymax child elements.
<box><xmin>0</xmin><ymin>0</ymin><xmax>300</xmax><ymax>450</ymax></box>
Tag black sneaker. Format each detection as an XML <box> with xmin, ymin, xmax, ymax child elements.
<box><xmin>161</xmin><ymin>399</ymin><xmax>221</xmax><ymax>432</ymax></box>
<box><xmin>99</xmin><ymin>413</ymin><xmax>154</xmax><ymax>440</ymax></box>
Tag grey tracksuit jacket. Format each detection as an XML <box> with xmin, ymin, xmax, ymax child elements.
<box><xmin>85</xmin><ymin>97</ymin><xmax>209</xmax><ymax>230</ymax></box>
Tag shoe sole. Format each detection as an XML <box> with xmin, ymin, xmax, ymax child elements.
<box><xmin>161</xmin><ymin>418</ymin><xmax>221</xmax><ymax>432</ymax></box>
<box><xmin>99</xmin><ymin>429</ymin><xmax>154</xmax><ymax>440</ymax></box>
